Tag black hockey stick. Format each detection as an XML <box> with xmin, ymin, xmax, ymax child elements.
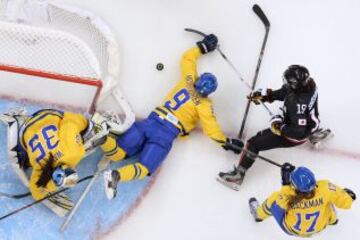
<box><xmin>185</xmin><ymin>27</ymin><xmax>274</xmax><ymax>117</ymax></box>
<box><xmin>238</xmin><ymin>4</ymin><xmax>270</xmax><ymax>139</ymax></box>
<box><xmin>0</xmin><ymin>191</ymin><xmax>31</xmax><ymax>199</ymax></box>
<box><xmin>231</xmin><ymin>144</ymin><xmax>282</xmax><ymax>167</ymax></box>
<box><xmin>0</xmin><ymin>175</ymin><xmax>94</xmax><ymax>221</ymax></box>
<box><xmin>185</xmin><ymin>28</ymin><xmax>254</xmax><ymax>90</ymax></box>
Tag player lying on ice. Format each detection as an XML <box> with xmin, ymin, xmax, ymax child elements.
<box><xmin>249</xmin><ymin>163</ymin><xmax>356</xmax><ymax>237</ymax></box>
<box><xmin>218</xmin><ymin>65</ymin><xmax>331</xmax><ymax>190</ymax></box>
<box><xmin>100</xmin><ymin>33</ymin><xmax>243</xmax><ymax>200</ymax></box>
<box><xmin>1</xmin><ymin>108</ymin><xmax>116</xmax><ymax>217</ymax></box>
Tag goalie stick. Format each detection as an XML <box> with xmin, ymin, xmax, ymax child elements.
<box><xmin>0</xmin><ymin>191</ymin><xmax>31</xmax><ymax>199</ymax></box>
<box><xmin>60</xmin><ymin>158</ymin><xmax>109</xmax><ymax>232</ymax></box>
<box><xmin>0</xmin><ymin>175</ymin><xmax>94</xmax><ymax>221</ymax></box>
<box><xmin>238</xmin><ymin>4</ymin><xmax>271</xmax><ymax>139</ymax></box>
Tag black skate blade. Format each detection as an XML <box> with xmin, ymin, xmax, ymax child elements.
<box><xmin>216</xmin><ymin>177</ymin><xmax>240</xmax><ymax>191</ymax></box>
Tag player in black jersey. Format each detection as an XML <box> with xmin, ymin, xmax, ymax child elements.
<box><xmin>218</xmin><ymin>65</ymin><xmax>320</xmax><ymax>190</ymax></box>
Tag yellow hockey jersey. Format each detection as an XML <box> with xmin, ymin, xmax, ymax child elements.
<box><xmin>19</xmin><ymin>109</ymin><xmax>88</xmax><ymax>199</ymax></box>
<box><xmin>154</xmin><ymin>47</ymin><xmax>226</xmax><ymax>144</ymax></box>
<box><xmin>257</xmin><ymin>180</ymin><xmax>353</xmax><ymax>237</ymax></box>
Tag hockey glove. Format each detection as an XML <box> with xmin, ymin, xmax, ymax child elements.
<box><xmin>270</xmin><ymin>115</ymin><xmax>284</xmax><ymax>136</ymax></box>
<box><xmin>281</xmin><ymin>162</ymin><xmax>296</xmax><ymax>185</ymax></box>
<box><xmin>344</xmin><ymin>188</ymin><xmax>356</xmax><ymax>201</ymax></box>
<box><xmin>222</xmin><ymin>138</ymin><xmax>244</xmax><ymax>154</ymax></box>
<box><xmin>52</xmin><ymin>165</ymin><xmax>79</xmax><ymax>188</ymax></box>
<box><xmin>197</xmin><ymin>34</ymin><xmax>218</xmax><ymax>54</ymax></box>
<box><xmin>247</xmin><ymin>89</ymin><xmax>271</xmax><ymax>105</ymax></box>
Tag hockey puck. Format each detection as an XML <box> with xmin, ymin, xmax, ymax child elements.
<box><xmin>156</xmin><ymin>63</ymin><xmax>164</xmax><ymax>71</ymax></box>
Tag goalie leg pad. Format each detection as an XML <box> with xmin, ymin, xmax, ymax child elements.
<box><xmin>43</xmin><ymin>192</ymin><xmax>74</xmax><ymax>217</ymax></box>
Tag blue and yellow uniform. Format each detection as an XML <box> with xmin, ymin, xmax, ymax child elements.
<box><xmin>101</xmin><ymin>47</ymin><xmax>227</xmax><ymax>181</ymax></box>
<box><xmin>257</xmin><ymin>180</ymin><xmax>353</xmax><ymax>237</ymax></box>
<box><xmin>19</xmin><ymin>109</ymin><xmax>88</xmax><ymax>200</ymax></box>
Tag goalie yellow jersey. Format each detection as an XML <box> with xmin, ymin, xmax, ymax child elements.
<box><xmin>258</xmin><ymin>180</ymin><xmax>353</xmax><ymax>237</ymax></box>
<box><xmin>20</xmin><ymin>109</ymin><xmax>88</xmax><ymax>170</ymax></box>
<box><xmin>154</xmin><ymin>47</ymin><xmax>226</xmax><ymax>144</ymax></box>
<box><xmin>19</xmin><ymin>109</ymin><xmax>89</xmax><ymax>200</ymax></box>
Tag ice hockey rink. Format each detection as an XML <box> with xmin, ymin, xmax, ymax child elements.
<box><xmin>1</xmin><ymin>0</ymin><xmax>360</xmax><ymax>239</ymax></box>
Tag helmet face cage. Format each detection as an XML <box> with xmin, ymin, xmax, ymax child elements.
<box><xmin>283</xmin><ymin>65</ymin><xmax>310</xmax><ymax>90</ymax></box>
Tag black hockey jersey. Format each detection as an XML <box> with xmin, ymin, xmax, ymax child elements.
<box><xmin>267</xmin><ymin>79</ymin><xmax>319</xmax><ymax>142</ymax></box>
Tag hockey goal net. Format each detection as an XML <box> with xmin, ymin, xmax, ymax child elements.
<box><xmin>0</xmin><ymin>0</ymin><xmax>134</xmax><ymax>128</ymax></box>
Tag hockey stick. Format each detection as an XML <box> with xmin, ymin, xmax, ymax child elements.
<box><xmin>238</xmin><ymin>4</ymin><xmax>271</xmax><ymax>139</ymax></box>
<box><xmin>0</xmin><ymin>191</ymin><xmax>31</xmax><ymax>199</ymax></box>
<box><xmin>231</xmin><ymin>144</ymin><xmax>282</xmax><ymax>168</ymax></box>
<box><xmin>185</xmin><ymin>28</ymin><xmax>253</xmax><ymax>90</ymax></box>
<box><xmin>0</xmin><ymin>175</ymin><xmax>94</xmax><ymax>221</ymax></box>
<box><xmin>184</xmin><ymin>27</ymin><xmax>274</xmax><ymax>118</ymax></box>
<box><xmin>60</xmin><ymin>158</ymin><xmax>109</xmax><ymax>232</ymax></box>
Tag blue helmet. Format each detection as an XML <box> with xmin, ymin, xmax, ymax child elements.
<box><xmin>290</xmin><ymin>167</ymin><xmax>316</xmax><ymax>193</ymax></box>
<box><xmin>195</xmin><ymin>72</ymin><xmax>218</xmax><ymax>97</ymax></box>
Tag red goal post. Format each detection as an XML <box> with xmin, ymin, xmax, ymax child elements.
<box><xmin>0</xmin><ymin>0</ymin><xmax>134</xmax><ymax>129</ymax></box>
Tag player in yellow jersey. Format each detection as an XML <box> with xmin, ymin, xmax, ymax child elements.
<box><xmin>2</xmin><ymin>108</ymin><xmax>110</xmax><ymax>216</ymax></box>
<box><xmin>102</xmin><ymin>33</ymin><xmax>243</xmax><ymax>199</ymax></box>
<box><xmin>249</xmin><ymin>163</ymin><xmax>356</xmax><ymax>237</ymax></box>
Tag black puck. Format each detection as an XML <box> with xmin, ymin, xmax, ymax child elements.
<box><xmin>156</xmin><ymin>63</ymin><xmax>164</xmax><ymax>71</ymax></box>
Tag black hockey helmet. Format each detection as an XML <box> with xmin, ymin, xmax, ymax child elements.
<box><xmin>283</xmin><ymin>65</ymin><xmax>310</xmax><ymax>90</ymax></box>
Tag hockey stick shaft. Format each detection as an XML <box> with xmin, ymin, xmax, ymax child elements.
<box><xmin>185</xmin><ymin>28</ymin><xmax>252</xmax><ymax>90</ymax></box>
<box><xmin>238</xmin><ymin>4</ymin><xmax>270</xmax><ymax>139</ymax></box>
<box><xmin>232</xmin><ymin>144</ymin><xmax>282</xmax><ymax>168</ymax></box>
<box><xmin>0</xmin><ymin>175</ymin><xmax>93</xmax><ymax>221</ymax></box>
<box><xmin>60</xmin><ymin>159</ymin><xmax>109</xmax><ymax>232</ymax></box>
<box><xmin>0</xmin><ymin>191</ymin><xmax>31</xmax><ymax>199</ymax></box>
<box><xmin>184</xmin><ymin>28</ymin><xmax>273</xmax><ymax>119</ymax></box>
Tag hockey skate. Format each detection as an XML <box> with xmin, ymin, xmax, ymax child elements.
<box><xmin>249</xmin><ymin>197</ymin><xmax>263</xmax><ymax>222</ymax></box>
<box><xmin>309</xmin><ymin>128</ymin><xmax>334</xmax><ymax>149</ymax></box>
<box><xmin>104</xmin><ymin>170</ymin><xmax>120</xmax><ymax>200</ymax></box>
<box><xmin>217</xmin><ymin>166</ymin><xmax>246</xmax><ymax>191</ymax></box>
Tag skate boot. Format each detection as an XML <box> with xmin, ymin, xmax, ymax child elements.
<box><xmin>104</xmin><ymin>170</ymin><xmax>120</xmax><ymax>200</ymax></box>
<box><xmin>309</xmin><ymin>128</ymin><xmax>334</xmax><ymax>149</ymax></box>
<box><xmin>249</xmin><ymin>197</ymin><xmax>263</xmax><ymax>222</ymax></box>
<box><xmin>217</xmin><ymin>166</ymin><xmax>246</xmax><ymax>191</ymax></box>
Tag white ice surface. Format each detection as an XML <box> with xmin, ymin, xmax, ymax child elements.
<box><xmin>58</xmin><ymin>0</ymin><xmax>360</xmax><ymax>239</ymax></box>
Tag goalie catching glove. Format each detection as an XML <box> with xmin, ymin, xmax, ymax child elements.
<box><xmin>52</xmin><ymin>165</ymin><xmax>79</xmax><ymax>188</ymax></box>
<box><xmin>222</xmin><ymin>138</ymin><xmax>244</xmax><ymax>154</ymax></box>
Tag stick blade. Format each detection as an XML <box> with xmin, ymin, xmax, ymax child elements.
<box><xmin>252</xmin><ymin>4</ymin><xmax>270</xmax><ymax>28</ymax></box>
